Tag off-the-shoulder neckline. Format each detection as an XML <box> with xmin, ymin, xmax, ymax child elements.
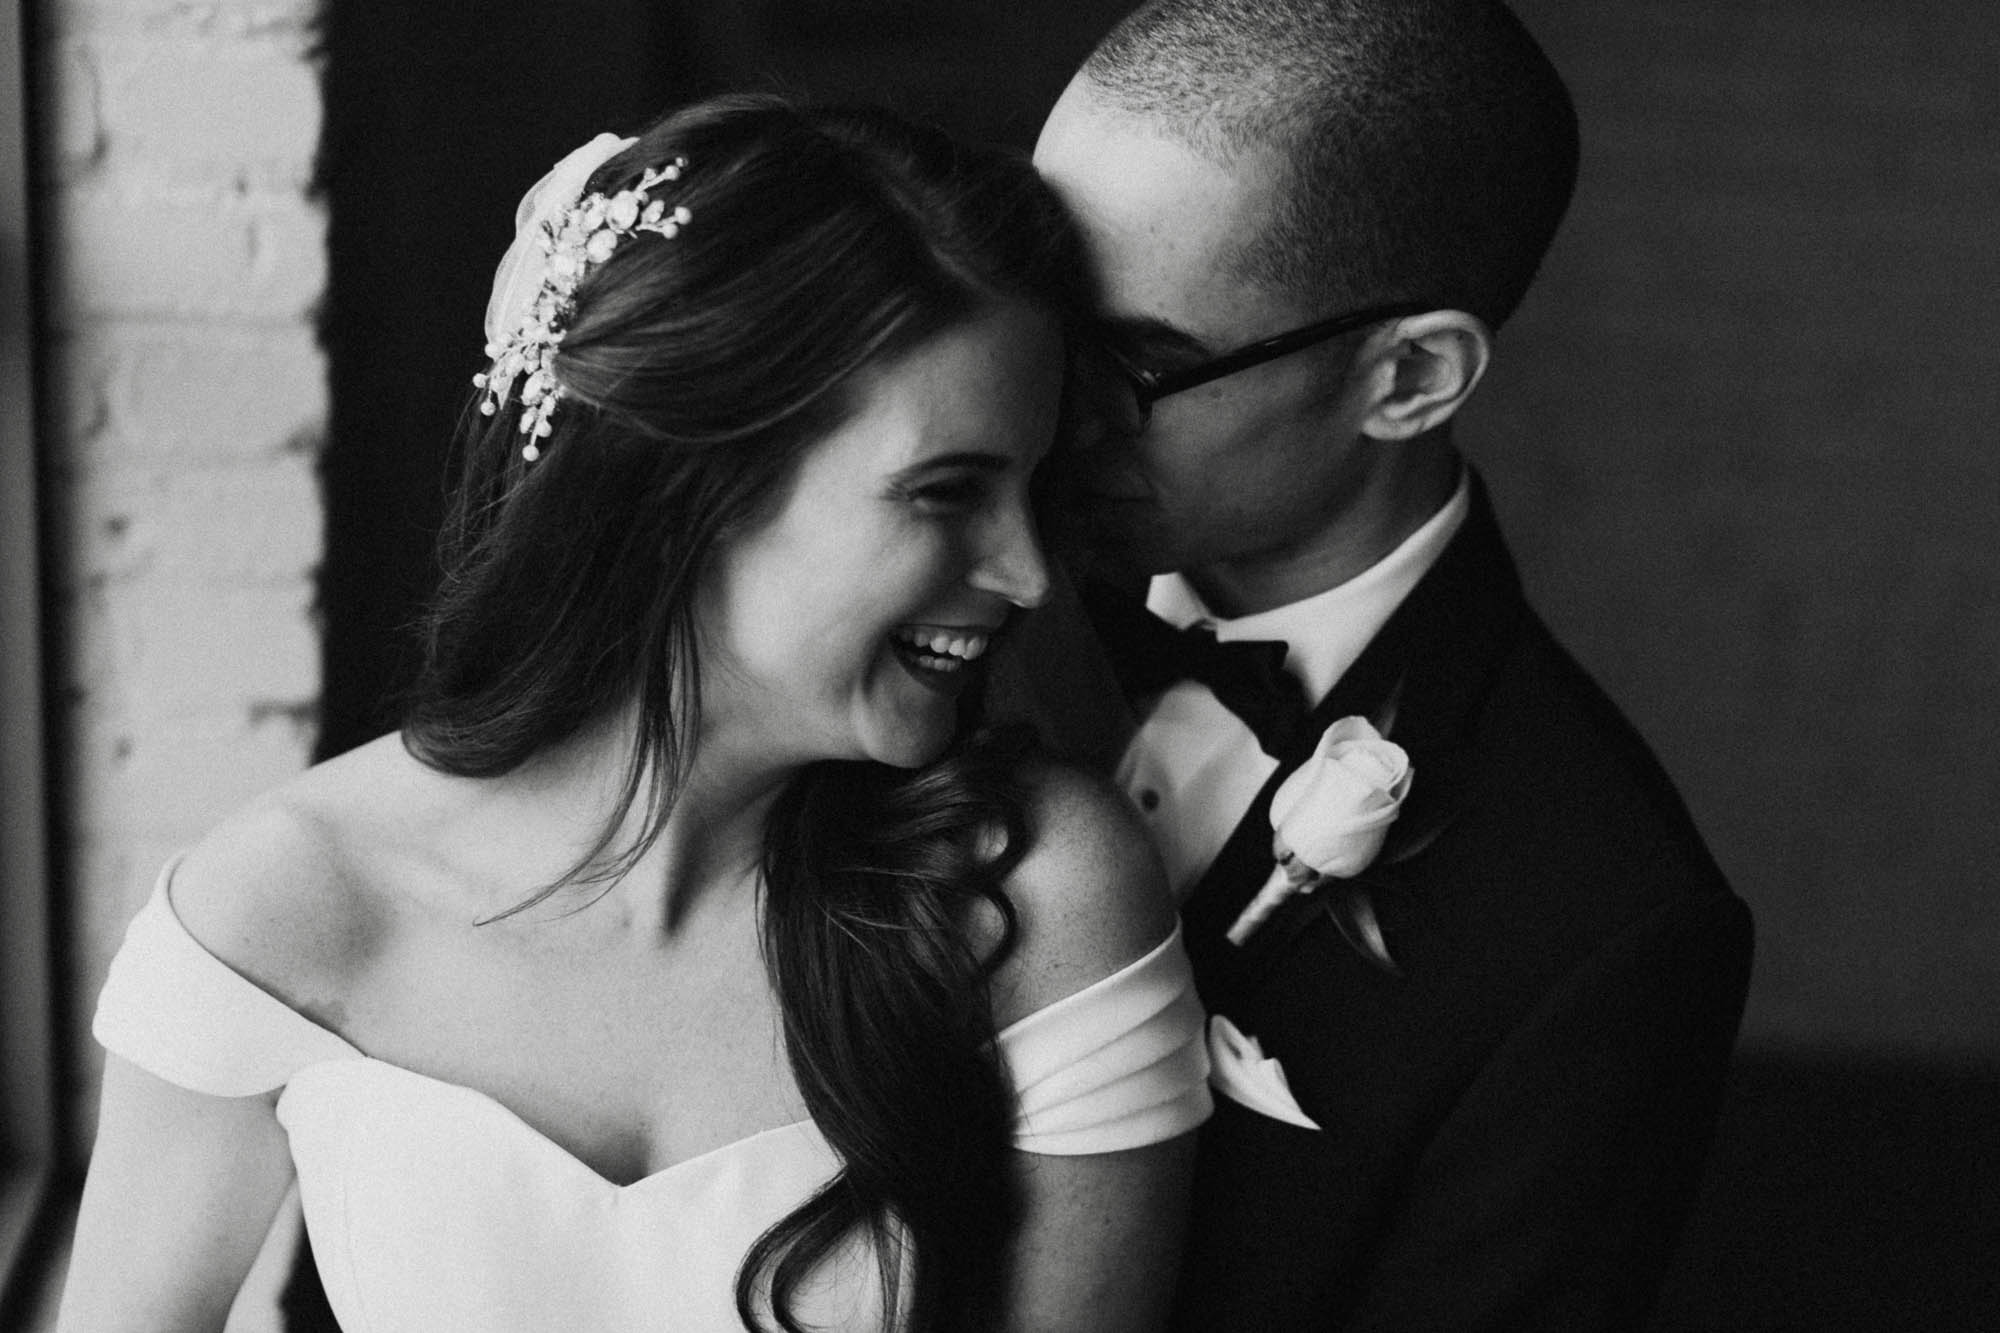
<box><xmin>146</xmin><ymin>860</ymin><xmax>1184</xmax><ymax>1187</ymax></box>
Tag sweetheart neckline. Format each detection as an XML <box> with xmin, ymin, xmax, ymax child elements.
<box><xmin>285</xmin><ymin>1057</ymin><xmax>827</xmax><ymax>1193</ymax></box>
<box><xmin>155</xmin><ymin>871</ymin><xmax>824</xmax><ymax>1191</ymax></box>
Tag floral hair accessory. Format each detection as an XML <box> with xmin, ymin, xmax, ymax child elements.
<box><xmin>474</xmin><ymin>132</ymin><xmax>694</xmax><ymax>461</ymax></box>
<box><xmin>1226</xmin><ymin>715</ymin><xmax>1412</xmax><ymax>952</ymax></box>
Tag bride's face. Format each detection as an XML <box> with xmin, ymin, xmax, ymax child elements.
<box><xmin>696</xmin><ymin>301</ymin><xmax>1062</xmax><ymax>771</ymax></box>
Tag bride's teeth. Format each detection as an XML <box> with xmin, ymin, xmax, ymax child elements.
<box><xmin>893</xmin><ymin>626</ymin><xmax>995</xmax><ymax>664</ymax></box>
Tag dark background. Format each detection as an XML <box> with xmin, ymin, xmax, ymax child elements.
<box><xmin>314</xmin><ymin>2</ymin><xmax>2000</xmax><ymax>1328</ymax></box>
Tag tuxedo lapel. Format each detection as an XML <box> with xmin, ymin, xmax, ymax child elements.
<box><xmin>1180</xmin><ymin>471</ymin><xmax>1529</xmax><ymax>1009</ymax></box>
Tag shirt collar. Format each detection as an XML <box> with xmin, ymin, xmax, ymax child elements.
<box><xmin>1145</xmin><ymin>471</ymin><xmax>1471</xmax><ymax>703</ymax></box>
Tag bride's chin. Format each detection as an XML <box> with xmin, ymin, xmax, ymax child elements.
<box><xmin>853</xmin><ymin>692</ymin><xmax>957</xmax><ymax>770</ymax></box>
<box><xmin>870</xmin><ymin>719</ymin><xmax>955</xmax><ymax>770</ymax></box>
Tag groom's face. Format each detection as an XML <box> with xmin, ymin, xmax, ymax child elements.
<box><xmin>1034</xmin><ymin>79</ymin><xmax>1379</xmax><ymax>600</ymax></box>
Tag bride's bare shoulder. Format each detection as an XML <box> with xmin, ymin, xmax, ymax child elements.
<box><xmin>168</xmin><ymin>733</ymin><xmax>435</xmax><ymax>998</ymax></box>
<box><xmin>990</xmin><ymin>762</ymin><xmax>1177</xmax><ymax>1025</ymax></box>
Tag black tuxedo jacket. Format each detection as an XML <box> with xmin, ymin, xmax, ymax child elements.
<box><xmin>1039</xmin><ymin>475</ymin><xmax>1753</xmax><ymax>1331</ymax></box>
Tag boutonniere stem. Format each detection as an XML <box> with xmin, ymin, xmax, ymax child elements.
<box><xmin>1226</xmin><ymin>717</ymin><xmax>1411</xmax><ymax>955</ymax></box>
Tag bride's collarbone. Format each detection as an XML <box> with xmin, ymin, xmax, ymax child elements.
<box><xmin>357</xmin><ymin>893</ymin><xmax>780</xmax><ymax>1058</ymax></box>
<box><xmin>334</xmin><ymin>896</ymin><xmax>802</xmax><ymax>1182</ymax></box>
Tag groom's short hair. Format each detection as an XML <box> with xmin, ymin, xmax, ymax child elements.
<box><xmin>1079</xmin><ymin>0</ymin><xmax>1578</xmax><ymax>329</ymax></box>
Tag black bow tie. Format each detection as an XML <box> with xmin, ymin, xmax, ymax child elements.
<box><xmin>1089</xmin><ymin>588</ymin><xmax>1312</xmax><ymax>757</ymax></box>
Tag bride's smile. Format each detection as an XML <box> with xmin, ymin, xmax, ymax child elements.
<box><xmin>695</xmin><ymin>300</ymin><xmax>1061</xmax><ymax>773</ymax></box>
<box><xmin>886</xmin><ymin>622</ymin><xmax>1000</xmax><ymax>685</ymax></box>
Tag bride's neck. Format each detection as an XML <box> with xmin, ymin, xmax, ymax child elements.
<box><xmin>506</xmin><ymin>701</ymin><xmax>794</xmax><ymax>938</ymax></box>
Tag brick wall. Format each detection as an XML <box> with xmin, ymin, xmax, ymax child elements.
<box><xmin>36</xmin><ymin>0</ymin><xmax>325</xmax><ymax>1152</ymax></box>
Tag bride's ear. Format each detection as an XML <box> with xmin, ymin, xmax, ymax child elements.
<box><xmin>1352</xmin><ymin>310</ymin><xmax>1492</xmax><ymax>441</ymax></box>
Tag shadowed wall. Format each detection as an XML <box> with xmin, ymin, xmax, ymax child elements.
<box><xmin>1462</xmin><ymin>8</ymin><xmax>2000</xmax><ymax>1323</ymax></box>
<box><xmin>1471</xmin><ymin>1</ymin><xmax>1999</xmax><ymax>1060</ymax></box>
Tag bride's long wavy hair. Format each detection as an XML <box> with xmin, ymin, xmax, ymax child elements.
<box><xmin>400</xmin><ymin>96</ymin><xmax>1089</xmax><ymax>1330</ymax></box>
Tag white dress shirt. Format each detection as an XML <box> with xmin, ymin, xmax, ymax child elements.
<box><xmin>1116</xmin><ymin>476</ymin><xmax>1471</xmax><ymax>900</ymax></box>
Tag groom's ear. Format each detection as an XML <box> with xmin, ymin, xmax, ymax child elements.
<box><xmin>1351</xmin><ymin>310</ymin><xmax>1492</xmax><ymax>442</ymax></box>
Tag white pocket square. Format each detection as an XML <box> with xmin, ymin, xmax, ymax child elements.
<box><xmin>1205</xmin><ymin>1014</ymin><xmax>1321</xmax><ymax>1130</ymax></box>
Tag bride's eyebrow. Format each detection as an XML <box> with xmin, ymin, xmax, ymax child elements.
<box><xmin>891</xmin><ymin>452</ymin><xmax>1013</xmax><ymax>481</ymax></box>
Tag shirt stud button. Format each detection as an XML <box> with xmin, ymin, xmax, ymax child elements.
<box><xmin>1139</xmin><ymin>788</ymin><xmax>1161</xmax><ymax>811</ymax></box>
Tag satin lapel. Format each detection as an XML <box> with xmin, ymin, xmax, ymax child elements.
<box><xmin>1181</xmin><ymin>471</ymin><xmax>1530</xmax><ymax>1011</ymax></box>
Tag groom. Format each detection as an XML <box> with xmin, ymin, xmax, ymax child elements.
<box><xmin>1023</xmin><ymin>0</ymin><xmax>1754</xmax><ymax>1327</ymax></box>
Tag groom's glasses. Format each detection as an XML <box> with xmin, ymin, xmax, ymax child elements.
<box><xmin>1102</xmin><ymin>300</ymin><xmax>1436</xmax><ymax>430</ymax></box>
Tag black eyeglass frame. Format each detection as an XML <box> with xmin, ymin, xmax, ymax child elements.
<box><xmin>1107</xmin><ymin>299</ymin><xmax>1439</xmax><ymax>421</ymax></box>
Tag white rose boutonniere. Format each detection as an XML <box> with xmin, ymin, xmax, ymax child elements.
<box><xmin>1226</xmin><ymin>716</ymin><xmax>1413</xmax><ymax>947</ymax></box>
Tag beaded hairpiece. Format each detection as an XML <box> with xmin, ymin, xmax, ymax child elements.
<box><xmin>474</xmin><ymin>154</ymin><xmax>693</xmax><ymax>461</ymax></box>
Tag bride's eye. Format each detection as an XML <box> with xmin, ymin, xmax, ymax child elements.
<box><xmin>908</xmin><ymin>474</ymin><xmax>991</xmax><ymax>511</ymax></box>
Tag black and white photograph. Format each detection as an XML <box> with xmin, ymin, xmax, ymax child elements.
<box><xmin>2</xmin><ymin>2</ymin><xmax>1993</xmax><ymax>1330</ymax></box>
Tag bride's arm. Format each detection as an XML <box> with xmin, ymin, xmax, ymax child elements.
<box><xmin>58</xmin><ymin>807</ymin><xmax>347</xmax><ymax>1332</ymax></box>
<box><xmin>57</xmin><ymin>1057</ymin><xmax>296</xmax><ymax>1332</ymax></box>
<box><xmin>991</xmin><ymin>766</ymin><xmax>1200</xmax><ymax>1333</ymax></box>
<box><xmin>1004</xmin><ymin>1137</ymin><xmax>1196</xmax><ymax>1333</ymax></box>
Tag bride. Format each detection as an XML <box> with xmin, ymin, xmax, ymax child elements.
<box><xmin>59</xmin><ymin>96</ymin><xmax>1209</xmax><ymax>1332</ymax></box>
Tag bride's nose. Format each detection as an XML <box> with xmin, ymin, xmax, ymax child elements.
<box><xmin>969</xmin><ymin>503</ymin><xmax>1051</xmax><ymax>610</ymax></box>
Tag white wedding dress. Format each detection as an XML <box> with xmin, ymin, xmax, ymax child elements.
<box><xmin>94</xmin><ymin>864</ymin><xmax>1212</xmax><ymax>1331</ymax></box>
